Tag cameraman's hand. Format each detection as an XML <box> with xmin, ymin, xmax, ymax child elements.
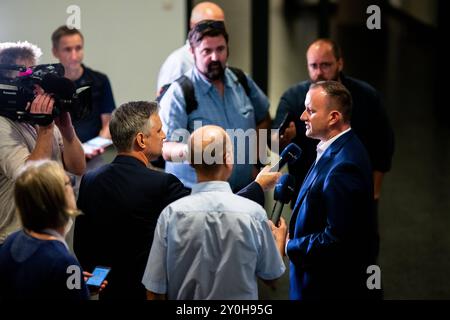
<box><xmin>27</xmin><ymin>93</ymin><xmax>55</xmax><ymax>116</ymax></box>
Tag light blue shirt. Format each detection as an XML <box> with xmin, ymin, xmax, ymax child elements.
<box><xmin>141</xmin><ymin>181</ymin><xmax>285</xmax><ymax>300</ymax></box>
<box><xmin>159</xmin><ymin>67</ymin><xmax>270</xmax><ymax>191</ymax></box>
<box><xmin>156</xmin><ymin>41</ymin><xmax>193</xmax><ymax>91</ymax></box>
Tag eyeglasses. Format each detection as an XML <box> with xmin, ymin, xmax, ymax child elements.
<box><xmin>308</xmin><ymin>62</ymin><xmax>334</xmax><ymax>70</ymax></box>
<box><xmin>193</xmin><ymin>20</ymin><xmax>225</xmax><ymax>33</ymax></box>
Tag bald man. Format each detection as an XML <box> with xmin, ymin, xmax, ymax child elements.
<box><xmin>142</xmin><ymin>125</ymin><xmax>286</xmax><ymax>300</ymax></box>
<box><xmin>156</xmin><ymin>1</ymin><xmax>225</xmax><ymax>95</ymax></box>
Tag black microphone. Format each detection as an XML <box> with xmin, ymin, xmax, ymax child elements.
<box><xmin>270</xmin><ymin>173</ymin><xmax>296</xmax><ymax>225</ymax></box>
<box><xmin>269</xmin><ymin>143</ymin><xmax>302</xmax><ymax>172</ymax></box>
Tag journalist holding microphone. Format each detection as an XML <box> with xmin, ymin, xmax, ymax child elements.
<box><xmin>142</xmin><ymin>125</ymin><xmax>287</xmax><ymax>300</ymax></box>
<box><xmin>0</xmin><ymin>41</ymin><xmax>85</xmax><ymax>246</ymax></box>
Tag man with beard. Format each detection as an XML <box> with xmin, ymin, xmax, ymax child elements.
<box><xmin>272</xmin><ymin>39</ymin><xmax>394</xmax><ymax>231</ymax></box>
<box><xmin>156</xmin><ymin>2</ymin><xmax>225</xmax><ymax>96</ymax></box>
<box><xmin>159</xmin><ymin>20</ymin><xmax>271</xmax><ymax>191</ymax></box>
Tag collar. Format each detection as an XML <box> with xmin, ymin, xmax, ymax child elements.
<box><xmin>316</xmin><ymin>127</ymin><xmax>352</xmax><ymax>163</ymax></box>
<box><xmin>114</xmin><ymin>154</ymin><xmax>148</xmax><ymax>167</ymax></box>
<box><xmin>29</xmin><ymin>229</ymin><xmax>70</xmax><ymax>251</ymax></box>
<box><xmin>192</xmin><ymin>67</ymin><xmax>216</xmax><ymax>96</ymax></box>
<box><xmin>191</xmin><ymin>181</ymin><xmax>233</xmax><ymax>194</ymax></box>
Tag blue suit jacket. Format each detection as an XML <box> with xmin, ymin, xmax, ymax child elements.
<box><xmin>74</xmin><ymin>155</ymin><xmax>264</xmax><ymax>299</ymax></box>
<box><xmin>287</xmin><ymin>130</ymin><xmax>378</xmax><ymax>300</ymax></box>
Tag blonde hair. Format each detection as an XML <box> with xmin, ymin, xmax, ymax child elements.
<box><xmin>14</xmin><ymin>160</ymin><xmax>79</xmax><ymax>232</ymax></box>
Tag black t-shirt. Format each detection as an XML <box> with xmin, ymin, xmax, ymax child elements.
<box><xmin>72</xmin><ymin>65</ymin><xmax>115</xmax><ymax>142</ymax></box>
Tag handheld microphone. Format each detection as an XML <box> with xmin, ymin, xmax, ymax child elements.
<box><xmin>270</xmin><ymin>173</ymin><xmax>296</xmax><ymax>225</ymax></box>
<box><xmin>269</xmin><ymin>143</ymin><xmax>302</xmax><ymax>172</ymax></box>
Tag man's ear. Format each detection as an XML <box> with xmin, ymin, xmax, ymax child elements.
<box><xmin>52</xmin><ymin>47</ymin><xmax>58</xmax><ymax>59</ymax></box>
<box><xmin>224</xmin><ymin>149</ymin><xmax>233</xmax><ymax>167</ymax></box>
<box><xmin>329</xmin><ymin>110</ymin><xmax>341</xmax><ymax>126</ymax></box>
<box><xmin>337</xmin><ymin>58</ymin><xmax>344</xmax><ymax>73</ymax></box>
<box><xmin>135</xmin><ymin>133</ymin><xmax>146</xmax><ymax>150</ymax></box>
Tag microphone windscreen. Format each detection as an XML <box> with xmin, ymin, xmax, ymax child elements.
<box><xmin>41</xmin><ymin>73</ymin><xmax>75</xmax><ymax>99</ymax></box>
<box><xmin>274</xmin><ymin>173</ymin><xmax>296</xmax><ymax>203</ymax></box>
<box><xmin>279</xmin><ymin>143</ymin><xmax>302</xmax><ymax>168</ymax></box>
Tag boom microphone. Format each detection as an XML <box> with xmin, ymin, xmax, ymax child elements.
<box><xmin>269</xmin><ymin>143</ymin><xmax>302</xmax><ymax>172</ymax></box>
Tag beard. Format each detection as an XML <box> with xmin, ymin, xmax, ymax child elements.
<box><xmin>206</xmin><ymin>61</ymin><xmax>225</xmax><ymax>81</ymax></box>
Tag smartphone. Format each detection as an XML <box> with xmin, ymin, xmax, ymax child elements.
<box><xmin>278</xmin><ymin>113</ymin><xmax>296</xmax><ymax>136</ymax></box>
<box><xmin>86</xmin><ymin>266</ymin><xmax>111</xmax><ymax>287</ymax></box>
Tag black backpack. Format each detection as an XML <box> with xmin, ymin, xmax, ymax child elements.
<box><xmin>156</xmin><ymin>67</ymin><xmax>251</xmax><ymax>114</ymax></box>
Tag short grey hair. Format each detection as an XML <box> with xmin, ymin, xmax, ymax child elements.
<box><xmin>109</xmin><ymin>101</ymin><xmax>159</xmax><ymax>152</ymax></box>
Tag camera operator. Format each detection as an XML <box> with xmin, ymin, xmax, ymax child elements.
<box><xmin>0</xmin><ymin>41</ymin><xmax>86</xmax><ymax>246</ymax></box>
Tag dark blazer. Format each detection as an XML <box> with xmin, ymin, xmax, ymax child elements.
<box><xmin>287</xmin><ymin>130</ymin><xmax>378</xmax><ymax>300</ymax></box>
<box><xmin>74</xmin><ymin>155</ymin><xmax>264</xmax><ymax>299</ymax></box>
<box><xmin>273</xmin><ymin>74</ymin><xmax>395</xmax><ymax>202</ymax></box>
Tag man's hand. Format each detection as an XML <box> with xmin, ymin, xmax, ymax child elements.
<box><xmin>255</xmin><ymin>165</ymin><xmax>282</xmax><ymax>191</ymax></box>
<box><xmin>99</xmin><ymin>113</ymin><xmax>112</xmax><ymax>139</ymax></box>
<box><xmin>99</xmin><ymin>126</ymin><xmax>111</xmax><ymax>139</ymax></box>
<box><xmin>162</xmin><ymin>142</ymin><xmax>188</xmax><ymax>162</ymax></box>
<box><xmin>54</xmin><ymin>111</ymin><xmax>76</xmax><ymax>140</ymax></box>
<box><xmin>26</xmin><ymin>92</ymin><xmax>57</xmax><ymax>162</ymax></box>
<box><xmin>268</xmin><ymin>217</ymin><xmax>288</xmax><ymax>257</ymax></box>
<box><xmin>279</xmin><ymin>121</ymin><xmax>296</xmax><ymax>150</ymax></box>
<box><xmin>28</xmin><ymin>93</ymin><xmax>55</xmax><ymax>117</ymax></box>
<box><xmin>84</xmin><ymin>147</ymin><xmax>105</xmax><ymax>160</ymax></box>
<box><xmin>83</xmin><ymin>271</ymin><xmax>108</xmax><ymax>295</ymax></box>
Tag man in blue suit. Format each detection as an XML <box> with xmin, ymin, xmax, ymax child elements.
<box><xmin>74</xmin><ymin>101</ymin><xmax>280</xmax><ymax>299</ymax></box>
<box><xmin>277</xmin><ymin>81</ymin><xmax>379</xmax><ymax>299</ymax></box>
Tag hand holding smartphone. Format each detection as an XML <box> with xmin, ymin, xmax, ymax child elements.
<box><xmin>86</xmin><ymin>266</ymin><xmax>110</xmax><ymax>288</ymax></box>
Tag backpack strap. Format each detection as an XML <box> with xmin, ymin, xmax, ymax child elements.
<box><xmin>156</xmin><ymin>83</ymin><xmax>171</xmax><ymax>102</ymax></box>
<box><xmin>157</xmin><ymin>68</ymin><xmax>250</xmax><ymax>115</ymax></box>
<box><xmin>228</xmin><ymin>67</ymin><xmax>251</xmax><ymax>97</ymax></box>
<box><xmin>176</xmin><ymin>75</ymin><xmax>198</xmax><ymax>115</ymax></box>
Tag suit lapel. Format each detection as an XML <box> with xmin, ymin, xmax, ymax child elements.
<box><xmin>289</xmin><ymin>131</ymin><xmax>354</xmax><ymax>235</ymax></box>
